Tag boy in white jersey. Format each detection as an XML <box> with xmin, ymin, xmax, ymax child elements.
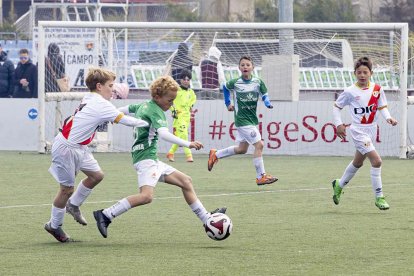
<box><xmin>92</xmin><ymin>76</ymin><xmax>226</xmax><ymax>238</ymax></box>
<box><xmin>332</xmin><ymin>57</ymin><xmax>398</xmax><ymax>210</ymax></box>
<box><xmin>45</xmin><ymin>67</ymin><xmax>148</xmax><ymax>242</ymax></box>
<box><xmin>207</xmin><ymin>56</ymin><xmax>277</xmax><ymax>186</ymax></box>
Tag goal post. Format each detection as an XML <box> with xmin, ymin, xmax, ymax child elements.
<box><xmin>37</xmin><ymin>21</ymin><xmax>409</xmax><ymax>158</ymax></box>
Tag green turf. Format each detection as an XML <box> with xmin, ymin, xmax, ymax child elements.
<box><xmin>0</xmin><ymin>151</ymin><xmax>413</xmax><ymax>275</ymax></box>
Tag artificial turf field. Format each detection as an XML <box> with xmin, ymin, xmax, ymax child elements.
<box><xmin>0</xmin><ymin>151</ymin><xmax>413</xmax><ymax>275</ymax></box>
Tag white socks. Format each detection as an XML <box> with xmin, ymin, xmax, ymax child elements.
<box><xmin>50</xmin><ymin>205</ymin><xmax>65</xmax><ymax>229</ymax></box>
<box><xmin>69</xmin><ymin>180</ymin><xmax>92</xmax><ymax>207</ymax></box>
<box><xmin>216</xmin><ymin>146</ymin><xmax>236</xmax><ymax>159</ymax></box>
<box><xmin>370</xmin><ymin>167</ymin><xmax>383</xmax><ymax>198</ymax></box>
<box><xmin>253</xmin><ymin>157</ymin><xmax>265</xmax><ymax>179</ymax></box>
<box><xmin>103</xmin><ymin>198</ymin><xmax>132</xmax><ymax>221</ymax></box>
<box><xmin>190</xmin><ymin>199</ymin><xmax>210</xmax><ymax>224</ymax></box>
<box><xmin>339</xmin><ymin>162</ymin><xmax>359</xmax><ymax>188</ymax></box>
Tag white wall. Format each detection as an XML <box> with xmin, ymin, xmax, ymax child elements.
<box><xmin>0</xmin><ymin>99</ymin><xmax>39</xmax><ymax>151</ymax></box>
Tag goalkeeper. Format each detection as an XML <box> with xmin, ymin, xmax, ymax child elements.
<box><xmin>166</xmin><ymin>69</ymin><xmax>196</xmax><ymax>162</ymax></box>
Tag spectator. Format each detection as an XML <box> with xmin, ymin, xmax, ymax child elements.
<box><xmin>0</xmin><ymin>44</ymin><xmax>15</xmax><ymax>98</ymax></box>
<box><xmin>45</xmin><ymin>43</ymin><xmax>65</xmax><ymax>92</ymax></box>
<box><xmin>200</xmin><ymin>46</ymin><xmax>226</xmax><ymax>89</ymax></box>
<box><xmin>13</xmin><ymin>49</ymin><xmax>38</xmax><ymax>98</ymax></box>
<box><xmin>171</xmin><ymin>42</ymin><xmax>192</xmax><ymax>82</ymax></box>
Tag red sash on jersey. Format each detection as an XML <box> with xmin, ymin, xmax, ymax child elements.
<box><xmin>61</xmin><ymin>116</ymin><xmax>96</xmax><ymax>145</ymax></box>
<box><xmin>360</xmin><ymin>84</ymin><xmax>381</xmax><ymax>124</ymax></box>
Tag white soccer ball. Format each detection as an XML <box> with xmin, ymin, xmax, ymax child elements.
<box><xmin>204</xmin><ymin>213</ymin><xmax>233</xmax><ymax>241</ymax></box>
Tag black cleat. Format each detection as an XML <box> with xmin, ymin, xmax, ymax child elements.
<box><xmin>44</xmin><ymin>222</ymin><xmax>71</xmax><ymax>243</ymax></box>
<box><xmin>93</xmin><ymin>209</ymin><xmax>111</xmax><ymax>238</ymax></box>
<box><xmin>211</xmin><ymin>207</ymin><xmax>227</xmax><ymax>214</ymax></box>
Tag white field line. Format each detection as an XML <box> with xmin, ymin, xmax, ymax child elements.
<box><xmin>0</xmin><ymin>183</ymin><xmax>409</xmax><ymax>210</ymax></box>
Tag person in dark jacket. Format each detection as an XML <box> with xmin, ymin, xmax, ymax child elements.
<box><xmin>0</xmin><ymin>44</ymin><xmax>15</xmax><ymax>98</ymax></box>
<box><xmin>45</xmin><ymin>43</ymin><xmax>65</xmax><ymax>92</ymax></box>
<box><xmin>171</xmin><ymin>43</ymin><xmax>193</xmax><ymax>82</ymax></box>
<box><xmin>13</xmin><ymin>48</ymin><xmax>38</xmax><ymax>98</ymax></box>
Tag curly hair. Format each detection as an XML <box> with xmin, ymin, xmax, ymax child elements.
<box><xmin>149</xmin><ymin>75</ymin><xmax>180</xmax><ymax>98</ymax></box>
<box><xmin>85</xmin><ymin>67</ymin><xmax>116</xmax><ymax>91</ymax></box>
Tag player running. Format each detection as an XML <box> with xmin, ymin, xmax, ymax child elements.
<box><xmin>45</xmin><ymin>67</ymin><xmax>148</xmax><ymax>242</ymax></box>
<box><xmin>93</xmin><ymin>76</ymin><xmax>226</xmax><ymax>239</ymax></box>
<box><xmin>207</xmin><ymin>55</ymin><xmax>277</xmax><ymax>186</ymax></box>
<box><xmin>331</xmin><ymin>57</ymin><xmax>398</xmax><ymax>210</ymax></box>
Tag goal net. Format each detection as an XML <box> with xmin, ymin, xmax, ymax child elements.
<box><xmin>37</xmin><ymin>22</ymin><xmax>409</xmax><ymax>158</ymax></box>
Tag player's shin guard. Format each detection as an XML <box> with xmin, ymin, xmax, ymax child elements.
<box><xmin>370</xmin><ymin>167</ymin><xmax>383</xmax><ymax>198</ymax></box>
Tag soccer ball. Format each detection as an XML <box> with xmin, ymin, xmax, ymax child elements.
<box><xmin>204</xmin><ymin>213</ymin><xmax>233</xmax><ymax>241</ymax></box>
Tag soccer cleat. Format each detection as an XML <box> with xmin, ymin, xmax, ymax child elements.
<box><xmin>66</xmin><ymin>200</ymin><xmax>87</xmax><ymax>225</ymax></box>
<box><xmin>256</xmin><ymin>174</ymin><xmax>278</xmax><ymax>186</ymax></box>
<box><xmin>186</xmin><ymin>156</ymin><xmax>194</xmax><ymax>162</ymax></box>
<box><xmin>44</xmin><ymin>222</ymin><xmax>71</xmax><ymax>243</ymax></box>
<box><xmin>375</xmin><ymin>197</ymin><xmax>390</xmax><ymax>210</ymax></box>
<box><xmin>207</xmin><ymin>149</ymin><xmax>218</xmax><ymax>171</ymax></box>
<box><xmin>211</xmin><ymin>207</ymin><xmax>227</xmax><ymax>214</ymax></box>
<box><xmin>93</xmin><ymin>209</ymin><xmax>111</xmax><ymax>238</ymax></box>
<box><xmin>166</xmin><ymin>153</ymin><xmax>175</xmax><ymax>162</ymax></box>
<box><xmin>332</xmin><ymin>179</ymin><xmax>343</xmax><ymax>205</ymax></box>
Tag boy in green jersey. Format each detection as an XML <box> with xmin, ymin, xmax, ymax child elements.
<box><xmin>93</xmin><ymin>76</ymin><xmax>226</xmax><ymax>238</ymax></box>
<box><xmin>208</xmin><ymin>56</ymin><xmax>277</xmax><ymax>186</ymax></box>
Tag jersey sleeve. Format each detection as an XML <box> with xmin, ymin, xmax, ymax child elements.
<box><xmin>190</xmin><ymin>89</ymin><xmax>196</xmax><ymax>107</ymax></box>
<box><xmin>335</xmin><ymin>90</ymin><xmax>351</xmax><ymax>109</ymax></box>
<box><xmin>99</xmin><ymin>100</ymin><xmax>124</xmax><ymax>123</ymax></box>
<box><xmin>377</xmin><ymin>86</ymin><xmax>388</xmax><ymax>108</ymax></box>
<box><xmin>225</xmin><ymin>78</ymin><xmax>237</xmax><ymax>90</ymax></box>
<box><xmin>147</xmin><ymin>106</ymin><xmax>168</xmax><ymax>130</ymax></box>
<box><xmin>128</xmin><ymin>103</ymin><xmax>142</xmax><ymax>114</ymax></box>
<box><xmin>259</xmin><ymin>78</ymin><xmax>268</xmax><ymax>96</ymax></box>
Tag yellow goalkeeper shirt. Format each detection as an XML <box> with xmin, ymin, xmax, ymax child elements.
<box><xmin>171</xmin><ymin>86</ymin><xmax>196</xmax><ymax>126</ymax></box>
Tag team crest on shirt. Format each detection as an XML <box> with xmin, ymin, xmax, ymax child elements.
<box><xmin>372</xmin><ymin>91</ymin><xmax>379</xmax><ymax>98</ymax></box>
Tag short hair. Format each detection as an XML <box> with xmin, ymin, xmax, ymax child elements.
<box><xmin>19</xmin><ymin>48</ymin><xmax>29</xmax><ymax>55</ymax></box>
<box><xmin>354</xmin><ymin>57</ymin><xmax>372</xmax><ymax>72</ymax></box>
<box><xmin>85</xmin><ymin>67</ymin><xmax>116</xmax><ymax>91</ymax></box>
<box><xmin>180</xmin><ymin>69</ymin><xmax>192</xmax><ymax>80</ymax></box>
<box><xmin>239</xmin><ymin>55</ymin><xmax>254</xmax><ymax>65</ymax></box>
<box><xmin>149</xmin><ymin>75</ymin><xmax>179</xmax><ymax>98</ymax></box>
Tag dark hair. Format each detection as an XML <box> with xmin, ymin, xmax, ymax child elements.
<box><xmin>354</xmin><ymin>57</ymin><xmax>372</xmax><ymax>72</ymax></box>
<box><xmin>19</xmin><ymin>48</ymin><xmax>29</xmax><ymax>55</ymax></box>
<box><xmin>180</xmin><ymin>69</ymin><xmax>192</xmax><ymax>80</ymax></box>
<box><xmin>239</xmin><ymin>55</ymin><xmax>254</xmax><ymax>65</ymax></box>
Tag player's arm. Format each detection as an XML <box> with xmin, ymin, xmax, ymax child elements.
<box><xmin>378</xmin><ymin>105</ymin><xmax>398</xmax><ymax>126</ymax></box>
<box><xmin>222</xmin><ymin>83</ymin><xmax>234</xmax><ymax>111</ymax></box>
<box><xmin>116</xmin><ymin>114</ymin><xmax>149</xmax><ymax>127</ymax></box>
<box><xmin>259</xmin><ymin>79</ymin><xmax>273</xmax><ymax>109</ymax></box>
<box><xmin>333</xmin><ymin>103</ymin><xmax>346</xmax><ymax>139</ymax></box>
<box><xmin>158</xmin><ymin>127</ymin><xmax>203</xmax><ymax>150</ymax></box>
<box><xmin>118</xmin><ymin>105</ymin><xmax>132</xmax><ymax>115</ymax></box>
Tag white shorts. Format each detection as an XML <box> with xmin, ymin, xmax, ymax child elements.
<box><xmin>134</xmin><ymin>159</ymin><xmax>176</xmax><ymax>188</ymax></box>
<box><xmin>235</xmin><ymin>125</ymin><xmax>262</xmax><ymax>145</ymax></box>
<box><xmin>48</xmin><ymin>134</ymin><xmax>101</xmax><ymax>186</ymax></box>
<box><xmin>349</xmin><ymin>124</ymin><xmax>376</xmax><ymax>155</ymax></box>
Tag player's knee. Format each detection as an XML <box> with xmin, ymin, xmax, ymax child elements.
<box><xmin>140</xmin><ymin>192</ymin><xmax>153</xmax><ymax>204</ymax></box>
<box><xmin>255</xmin><ymin>140</ymin><xmax>264</xmax><ymax>151</ymax></box>
<box><xmin>60</xmin><ymin>186</ymin><xmax>74</xmax><ymax>198</ymax></box>
<box><xmin>236</xmin><ymin>146</ymin><xmax>248</xmax><ymax>154</ymax></box>
<box><xmin>372</xmin><ymin>158</ymin><xmax>382</xmax><ymax>168</ymax></box>
<box><xmin>90</xmin><ymin>171</ymin><xmax>104</xmax><ymax>184</ymax></box>
<box><xmin>182</xmin><ymin>176</ymin><xmax>193</xmax><ymax>190</ymax></box>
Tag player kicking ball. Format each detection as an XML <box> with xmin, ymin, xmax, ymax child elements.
<box><xmin>332</xmin><ymin>57</ymin><xmax>398</xmax><ymax>210</ymax></box>
<box><xmin>45</xmin><ymin>67</ymin><xmax>149</xmax><ymax>243</ymax></box>
<box><xmin>207</xmin><ymin>55</ymin><xmax>277</xmax><ymax>186</ymax></box>
<box><xmin>93</xmin><ymin>76</ymin><xmax>226</xmax><ymax>238</ymax></box>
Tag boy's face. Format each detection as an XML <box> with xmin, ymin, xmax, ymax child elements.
<box><xmin>180</xmin><ymin>76</ymin><xmax>191</xmax><ymax>88</ymax></box>
<box><xmin>239</xmin><ymin>59</ymin><xmax>254</xmax><ymax>79</ymax></box>
<box><xmin>154</xmin><ymin>89</ymin><xmax>177</xmax><ymax>111</ymax></box>
<box><xmin>96</xmin><ymin>79</ymin><xmax>114</xmax><ymax>100</ymax></box>
<box><xmin>354</xmin><ymin>65</ymin><xmax>372</xmax><ymax>87</ymax></box>
<box><xmin>19</xmin><ymin>53</ymin><xmax>29</xmax><ymax>64</ymax></box>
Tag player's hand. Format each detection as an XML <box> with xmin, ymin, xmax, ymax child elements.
<box><xmin>387</xmin><ymin>118</ymin><xmax>398</xmax><ymax>126</ymax></box>
<box><xmin>227</xmin><ymin>104</ymin><xmax>234</xmax><ymax>111</ymax></box>
<box><xmin>266</xmin><ymin>104</ymin><xmax>273</xmax><ymax>109</ymax></box>
<box><xmin>189</xmin><ymin>141</ymin><xmax>203</xmax><ymax>150</ymax></box>
<box><xmin>336</xmin><ymin>124</ymin><xmax>347</xmax><ymax>140</ymax></box>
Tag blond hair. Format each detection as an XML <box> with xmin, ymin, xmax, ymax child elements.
<box><xmin>85</xmin><ymin>67</ymin><xmax>116</xmax><ymax>91</ymax></box>
<box><xmin>149</xmin><ymin>75</ymin><xmax>179</xmax><ymax>98</ymax></box>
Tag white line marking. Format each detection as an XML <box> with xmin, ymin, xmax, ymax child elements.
<box><xmin>0</xmin><ymin>183</ymin><xmax>409</xmax><ymax>209</ymax></box>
